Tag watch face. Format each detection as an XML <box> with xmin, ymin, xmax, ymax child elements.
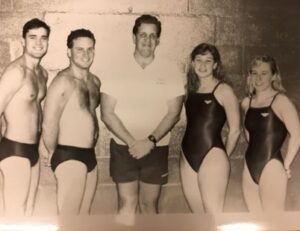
<box><xmin>148</xmin><ymin>135</ymin><xmax>157</xmax><ymax>144</ymax></box>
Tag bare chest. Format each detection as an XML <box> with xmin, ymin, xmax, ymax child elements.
<box><xmin>17</xmin><ymin>72</ymin><xmax>47</xmax><ymax>103</ymax></box>
<box><xmin>76</xmin><ymin>80</ymin><xmax>100</xmax><ymax>110</ymax></box>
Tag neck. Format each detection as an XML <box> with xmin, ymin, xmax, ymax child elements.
<box><xmin>199</xmin><ymin>75</ymin><xmax>216</xmax><ymax>86</ymax></box>
<box><xmin>70</xmin><ymin>63</ymin><xmax>89</xmax><ymax>80</ymax></box>
<box><xmin>134</xmin><ymin>51</ymin><xmax>154</xmax><ymax>68</ymax></box>
<box><xmin>23</xmin><ymin>53</ymin><xmax>41</xmax><ymax>71</ymax></box>
<box><xmin>255</xmin><ymin>87</ymin><xmax>275</xmax><ymax>98</ymax></box>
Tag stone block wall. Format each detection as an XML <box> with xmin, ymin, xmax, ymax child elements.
<box><xmin>0</xmin><ymin>0</ymin><xmax>299</xmax><ymax>215</ymax></box>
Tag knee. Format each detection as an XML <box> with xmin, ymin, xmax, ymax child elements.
<box><xmin>118</xmin><ymin>194</ymin><xmax>138</xmax><ymax>209</ymax></box>
<box><xmin>139</xmin><ymin>195</ymin><xmax>158</xmax><ymax>213</ymax></box>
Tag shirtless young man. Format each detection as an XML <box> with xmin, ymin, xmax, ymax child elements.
<box><xmin>0</xmin><ymin>18</ymin><xmax>50</xmax><ymax>216</ymax></box>
<box><xmin>42</xmin><ymin>29</ymin><xmax>100</xmax><ymax>215</ymax></box>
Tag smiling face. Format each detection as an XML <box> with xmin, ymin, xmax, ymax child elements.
<box><xmin>67</xmin><ymin>37</ymin><xmax>95</xmax><ymax>70</ymax></box>
<box><xmin>250</xmin><ymin>61</ymin><xmax>274</xmax><ymax>92</ymax></box>
<box><xmin>23</xmin><ymin>27</ymin><xmax>49</xmax><ymax>59</ymax></box>
<box><xmin>133</xmin><ymin>23</ymin><xmax>160</xmax><ymax>58</ymax></box>
<box><xmin>192</xmin><ymin>52</ymin><xmax>217</xmax><ymax>79</ymax></box>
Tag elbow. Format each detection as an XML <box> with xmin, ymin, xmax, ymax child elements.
<box><xmin>100</xmin><ymin>111</ymin><xmax>112</xmax><ymax>128</ymax></box>
<box><xmin>172</xmin><ymin>113</ymin><xmax>181</xmax><ymax>126</ymax></box>
<box><xmin>230</xmin><ymin>126</ymin><xmax>241</xmax><ymax>138</ymax></box>
<box><xmin>100</xmin><ymin>112</ymin><xmax>109</xmax><ymax>125</ymax></box>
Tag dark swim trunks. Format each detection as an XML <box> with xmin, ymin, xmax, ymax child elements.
<box><xmin>110</xmin><ymin>139</ymin><xmax>169</xmax><ymax>184</ymax></box>
<box><xmin>245</xmin><ymin>93</ymin><xmax>287</xmax><ymax>184</ymax></box>
<box><xmin>51</xmin><ymin>144</ymin><xmax>97</xmax><ymax>172</ymax></box>
<box><xmin>0</xmin><ymin>137</ymin><xmax>39</xmax><ymax>166</ymax></box>
<box><xmin>181</xmin><ymin>81</ymin><xmax>227</xmax><ymax>172</ymax></box>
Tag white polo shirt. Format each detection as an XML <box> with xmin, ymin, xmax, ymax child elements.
<box><xmin>101</xmin><ymin>54</ymin><xmax>185</xmax><ymax>146</ymax></box>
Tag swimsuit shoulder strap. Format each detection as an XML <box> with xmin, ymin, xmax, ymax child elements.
<box><xmin>212</xmin><ymin>81</ymin><xmax>222</xmax><ymax>94</ymax></box>
<box><xmin>270</xmin><ymin>92</ymin><xmax>281</xmax><ymax>107</ymax></box>
<box><xmin>248</xmin><ymin>95</ymin><xmax>253</xmax><ymax>108</ymax></box>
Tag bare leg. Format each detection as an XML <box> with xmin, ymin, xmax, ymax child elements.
<box><xmin>116</xmin><ymin>181</ymin><xmax>139</xmax><ymax>214</ymax></box>
<box><xmin>25</xmin><ymin>159</ymin><xmax>40</xmax><ymax>216</ymax></box>
<box><xmin>180</xmin><ymin>151</ymin><xmax>204</xmax><ymax>213</ymax></box>
<box><xmin>259</xmin><ymin>159</ymin><xmax>287</xmax><ymax>211</ymax></box>
<box><xmin>242</xmin><ymin>161</ymin><xmax>263</xmax><ymax>212</ymax></box>
<box><xmin>198</xmin><ymin>148</ymin><xmax>230</xmax><ymax>214</ymax></box>
<box><xmin>54</xmin><ymin>160</ymin><xmax>87</xmax><ymax>215</ymax></box>
<box><xmin>139</xmin><ymin>182</ymin><xmax>161</xmax><ymax>213</ymax></box>
<box><xmin>0</xmin><ymin>157</ymin><xmax>31</xmax><ymax>216</ymax></box>
<box><xmin>79</xmin><ymin>166</ymin><xmax>98</xmax><ymax>215</ymax></box>
<box><xmin>115</xmin><ymin>181</ymin><xmax>138</xmax><ymax>226</ymax></box>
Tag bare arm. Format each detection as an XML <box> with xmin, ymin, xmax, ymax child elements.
<box><xmin>38</xmin><ymin>68</ymin><xmax>48</xmax><ymax>133</ymax></box>
<box><xmin>151</xmin><ymin>95</ymin><xmax>184</xmax><ymax>141</ymax></box>
<box><xmin>0</xmin><ymin>67</ymin><xmax>25</xmax><ymax>138</ymax></box>
<box><xmin>218</xmin><ymin>84</ymin><xmax>241</xmax><ymax>156</ymax></box>
<box><xmin>100</xmin><ymin>92</ymin><xmax>135</xmax><ymax>146</ymax></box>
<box><xmin>275</xmin><ymin>95</ymin><xmax>300</xmax><ymax>178</ymax></box>
<box><xmin>129</xmin><ymin>95</ymin><xmax>184</xmax><ymax>159</ymax></box>
<box><xmin>91</xmin><ymin>75</ymin><xmax>101</xmax><ymax>145</ymax></box>
<box><xmin>42</xmin><ymin>75</ymin><xmax>74</xmax><ymax>156</ymax></box>
<box><xmin>241</xmin><ymin>97</ymin><xmax>250</xmax><ymax>142</ymax></box>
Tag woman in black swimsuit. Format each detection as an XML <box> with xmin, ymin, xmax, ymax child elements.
<box><xmin>180</xmin><ymin>43</ymin><xmax>240</xmax><ymax>213</ymax></box>
<box><xmin>241</xmin><ymin>55</ymin><xmax>300</xmax><ymax>211</ymax></box>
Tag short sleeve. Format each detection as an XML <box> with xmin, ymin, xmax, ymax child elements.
<box><xmin>100</xmin><ymin>69</ymin><xmax>121</xmax><ymax>98</ymax></box>
<box><xmin>165</xmin><ymin>63</ymin><xmax>185</xmax><ymax>99</ymax></box>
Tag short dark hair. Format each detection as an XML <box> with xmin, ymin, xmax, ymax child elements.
<box><xmin>22</xmin><ymin>18</ymin><xmax>50</xmax><ymax>38</ymax></box>
<box><xmin>67</xmin><ymin>28</ymin><xmax>96</xmax><ymax>48</ymax></box>
<box><xmin>132</xmin><ymin>14</ymin><xmax>162</xmax><ymax>38</ymax></box>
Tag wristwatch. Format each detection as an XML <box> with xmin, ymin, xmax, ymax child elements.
<box><xmin>147</xmin><ymin>135</ymin><xmax>157</xmax><ymax>146</ymax></box>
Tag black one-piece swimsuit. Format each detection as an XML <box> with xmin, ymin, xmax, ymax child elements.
<box><xmin>182</xmin><ymin>82</ymin><xmax>227</xmax><ymax>172</ymax></box>
<box><xmin>244</xmin><ymin>93</ymin><xmax>287</xmax><ymax>184</ymax></box>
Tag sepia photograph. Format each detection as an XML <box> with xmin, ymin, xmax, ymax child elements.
<box><xmin>0</xmin><ymin>0</ymin><xmax>300</xmax><ymax>230</ymax></box>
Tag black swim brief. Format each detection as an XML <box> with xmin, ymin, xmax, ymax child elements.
<box><xmin>0</xmin><ymin>137</ymin><xmax>39</xmax><ymax>166</ymax></box>
<box><xmin>51</xmin><ymin>144</ymin><xmax>97</xmax><ymax>172</ymax></box>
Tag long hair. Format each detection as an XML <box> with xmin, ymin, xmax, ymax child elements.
<box><xmin>246</xmin><ymin>55</ymin><xmax>285</xmax><ymax>96</ymax></box>
<box><xmin>186</xmin><ymin>43</ymin><xmax>225</xmax><ymax>93</ymax></box>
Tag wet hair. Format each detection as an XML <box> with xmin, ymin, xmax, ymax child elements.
<box><xmin>132</xmin><ymin>14</ymin><xmax>162</xmax><ymax>38</ymax></box>
<box><xmin>22</xmin><ymin>18</ymin><xmax>50</xmax><ymax>38</ymax></box>
<box><xmin>246</xmin><ymin>55</ymin><xmax>285</xmax><ymax>95</ymax></box>
<box><xmin>67</xmin><ymin>29</ymin><xmax>96</xmax><ymax>48</ymax></box>
<box><xmin>186</xmin><ymin>43</ymin><xmax>225</xmax><ymax>93</ymax></box>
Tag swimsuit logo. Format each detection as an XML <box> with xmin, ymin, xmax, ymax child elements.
<box><xmin>204</xmin><ymin>100</ymin><xmax>212</xmax><ymax>104</ymax></box>
<box><xmin>261</xmin><ymin>113</ymin><xmax>269</xmax><ymax>117</ymax></box>
<box><xmin>161</xmin><ymin>173</ymin><xmax>168</xmax><ymax>177</ymax></box>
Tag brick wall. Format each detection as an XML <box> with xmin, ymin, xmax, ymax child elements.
<box><xmin>0</xmin><ymin>0</ymin><xmax>299</xmax><ymax>215</ymax></box>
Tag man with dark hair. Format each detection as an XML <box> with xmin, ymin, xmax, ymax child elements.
<box><xmin>22</xmin><ymin>18</ymin><xmax>51</xmax><ymax>39</ymax></box>
<box><xmin>67</xmin><ymin>28</ymin><xmax>96</xmax><ymax>48</ymax></box>
<box><xmin>101</xmin><ymin>14</ymin><xmax>184</xmax><ymax>221</ymax></box>
<box><xmin>0</xmin><ymin>18</ymin><xmax>50</xmax><ymax>216</ymax></box>
<box><xmin>42</xmin><ymin>28</ymin><xmax>100</xmax><ymax>215</ymax></box>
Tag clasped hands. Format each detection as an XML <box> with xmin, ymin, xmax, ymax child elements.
<box><xmin>128</xmin><ymin>139</ymin><xmax>155</xmax><ymax>159</ymax></box>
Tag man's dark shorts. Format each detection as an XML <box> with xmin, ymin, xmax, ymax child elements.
<box><xmin>110</xmin><ymin>139</ymin><xmax>169</xmax><ymax>185</ymax></box>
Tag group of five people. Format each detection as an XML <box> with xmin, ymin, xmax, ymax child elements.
<box><xmin>0</xmin><ymin>14</ymin><xmax>299</xmax><ymax>218</ymax></box>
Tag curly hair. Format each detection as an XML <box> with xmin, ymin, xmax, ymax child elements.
<box><xmin>67</xmin><ymin>28</ymin><xmax>96</xmax><ymax>48</ymax></box>
<box><xmin>186</xmin><ymin>43</ymin><xmax>225</xmax><ymax>93</ymax></box>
